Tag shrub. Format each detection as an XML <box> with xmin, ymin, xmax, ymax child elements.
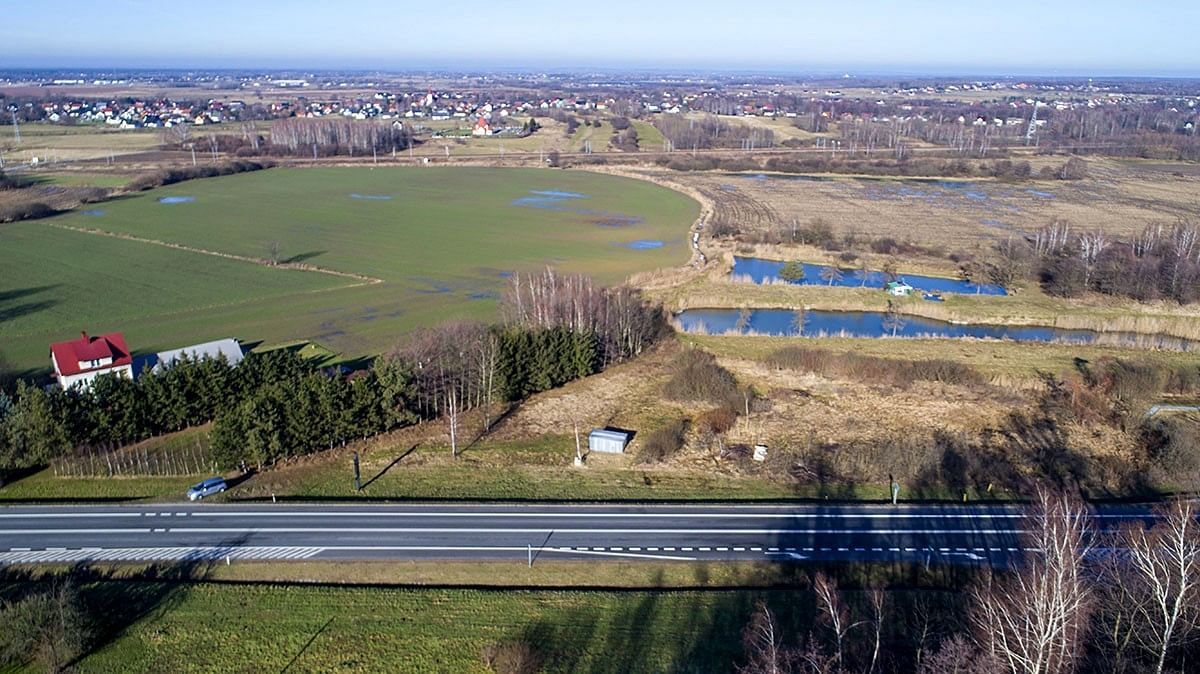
<box><xmin>698</xmin><ymin>406</ymin><xmax>737</xmax><ymax>435</ymax></box>
<box><xmin>481</xmin><ymin>640</ymin><xmax>542</xmax><ymax>674</ymax></box>
<box><xmin>1142</xmin><ymin>416</ymin><xmax>1200</xmax><ymax>488</ymax></box>
<box><xmin>638</xmin><ymin>417</ymin><xmax>689</xmax><ymax>464</ymax></box>
<box><xmin>0</xmin><ymin>201</ymin><xmax>55</xmax><ymax>222</ymax></box>
<box><xmin>662</xmin><ymin>350</ymin><xmax>741</xmax><ymax>409</ymax></box>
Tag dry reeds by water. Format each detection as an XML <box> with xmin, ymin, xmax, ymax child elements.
<box><xmin>764</xmin><ymin>346</ymin><xmax>985</xmax><ymax>387</ymax></box>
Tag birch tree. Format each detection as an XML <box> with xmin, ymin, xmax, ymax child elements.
<box><xmin>971</xmin><ymin>489</ymin><xmax>1093</xmax><ymax>674</ymax></box>
<box><xmin>1113</xmin><ymin>499</ymin><xmax>1200</xmax><ymax>674</ymax></box>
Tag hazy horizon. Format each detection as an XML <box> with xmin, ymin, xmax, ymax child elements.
<box><xmin>3</xmin><ymin>0</ymin><xmax>1197</xmax><ymax>78</ymax></box>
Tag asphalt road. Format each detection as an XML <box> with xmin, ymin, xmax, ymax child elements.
<box><xmin>0</xmin><ymin>503</ymin><xmax>1158</xmax><ymax>567</ymax></box>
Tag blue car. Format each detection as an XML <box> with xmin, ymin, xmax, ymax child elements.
<box><xmin>187</xmin><ymin>477</ymin><xmax>227</xmax><ymax>501</ymax></box>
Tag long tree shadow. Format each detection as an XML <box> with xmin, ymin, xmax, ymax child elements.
<box><xmin>282</xmin><ymin>251</ymin><xmax>327</xmax><ymax>265</ymax></box>
<box><xmin>280</xmin><ymin>616</ymin><xmax>334</xmax><ymax>673</ymax></box>
<box><xmin>0</xmin><ymin>553</ymin><xmax>226</xmax><ymax>671</ymax></box>
<box><xmin>360</xmin><ymin>444</ymin><xmax>419</xmax><ymax>491</ymax></box>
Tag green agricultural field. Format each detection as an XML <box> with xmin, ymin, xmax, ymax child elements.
<box><xmin>0</xmin><ymin>167</ymin><xmax>699</xmax><ymax>374</ymax></box>
<box><xmin>70</xmin><ymin>582</ymin><xmax>770</xmax><ymax>673</ymax></box>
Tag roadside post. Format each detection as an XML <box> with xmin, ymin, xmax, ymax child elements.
<box><xmin>528</xmin><ymin>544</ymin><xmax>533</xmax><ymax>568</ymax></box>
<box><xmin>353</xmin><ymin>452</ymin><xmax>361</xmax><ymax>492</ymax></box>
<box><xmin>891</xmin><ymin>481</ymin><xmax>900</xmax><ymax>506</ymax></box>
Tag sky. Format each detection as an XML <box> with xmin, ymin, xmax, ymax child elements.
<box><xmin>2</xmin><ymin>0</ymin><xmax>1197</xmax><ymax>76</ymax></box>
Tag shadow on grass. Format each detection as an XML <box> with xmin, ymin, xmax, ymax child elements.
<box><xmin>0</xmin><ymin>546</ymin><xmax>237</xmax><ymax>671</ymax></box>
<box><xmin>280</xmin><ymin>616</ymin><xmax>334</xmax><ymax>673</ymax></box>
<box><xmin>360</xmin><ymin>444</ymin><xmax>418</xmax><ymax>491</ymax></box>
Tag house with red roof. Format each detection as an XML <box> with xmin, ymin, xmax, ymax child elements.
<box><xmin>49</xmin><ymin>331</ymin><xmax>134</xmax><ymax>389</ymax></box>
<box><xmin>471</xmin><ymin>117</ymin><xmax>492</xmax><ymax>136</ymax></box>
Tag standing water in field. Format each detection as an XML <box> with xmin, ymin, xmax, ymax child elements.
<box><xmin>511</xmin><ymin>189</ymin><xmax>644</xmax><ymax>227</ymax></box>
<box><xmin>349</xmin><ymin>193</ymin><xmax>394</xmax><ymax>201</ymax></box>
<box><xmin>674</xmin><ymin>308</ymin><xmax>1195</xmax><ymax>350</ymax></box>
<box><xmin>732</xmin><ymin>257</ymin><xmax>1008</xmax><ymax>296</ymax></box>
<box><xmin>158</xmin><ymin>196</ymin><xmax>195</xmax><ymax>204</ymax></box>
<box><xmin>625</xmin><ymin>240</ymin><xmax>665</xmax><ymax>250</ymax></box>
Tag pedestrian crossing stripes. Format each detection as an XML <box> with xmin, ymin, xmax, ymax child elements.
<box><xmin>0</xmin><ymin>546</ymin><xmax>324</xmax><ymax>565</ymax></box>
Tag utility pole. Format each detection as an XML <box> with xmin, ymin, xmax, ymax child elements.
<box><xmin>1025</xmin><ymin>101</ymin><xmax>1040</xmax><ymax>146</ymax></box>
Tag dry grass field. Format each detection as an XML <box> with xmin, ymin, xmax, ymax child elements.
<box><xmin>635</xmin><ymin>158</ymin><xmax>1199</xmax><ymax>250</ymax></box>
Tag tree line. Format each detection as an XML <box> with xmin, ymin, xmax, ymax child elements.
<box><xmin>964</xmin><ymin>219</ymin><xmax>1200</xmax><ymax>303</ymax></box>
<box><xmin>0</xmin><ymin>272</ymin><xmax>664</xmax><ymax>475</ymax></box>
<box><xmin>737</xmin><ymin>491</ymin><xmax>1200</xmax><ymax>674</ymax></box>
<box><xmin>0</xmin><ymin>350</ymin><xmax>321</xmax><ymax>477</ymax></box>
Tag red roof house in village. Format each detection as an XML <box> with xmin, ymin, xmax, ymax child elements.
<box><xmin>49</xmin><ymin>331</ymin><xmax>133</xmax><ymax>389</ymax></box>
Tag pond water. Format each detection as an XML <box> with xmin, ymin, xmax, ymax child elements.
<box><xmin>158</xmin><ymin>196</ymin><xmax>195</xmax><ymax>204</ymax></box>
<box><xmin>82</xmin><ymin>209</ymin><xmax>105</xmax><ymax>216</ymax></box>
<box><xmin>674</xmin><ymin>308</ymin><xmax>1195</xmax><ymax>350</ymax></box>
<box><xmin>349</xmin><ymin>193</ymin><xmax>393</xmax><ymax>201</ymax></box>
<box><xmin>732</xmin><ymin>257</ymin><xmax>1007</xmax><ymax>296</ymax></box>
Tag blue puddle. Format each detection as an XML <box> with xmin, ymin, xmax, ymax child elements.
<box><xmin>82</xmin><ymin>209</ymin><xmax>105</xmax><ymax>216</ymax></box>
<box><xmin>158</xmin><ymin>196</ymin><xmax>195</xmax><ymax>204</ymax></box>
<box><xmin>626</xmin><ymin>240</ymin><xmax>665</xmax><ymax>250</ymax></box>
<box><xmin>1027</xmin><ymin>189</ymin><xmax>1054</xmax><ymax>198</ymax></box>
<box><xmin>350</xmin><ymin>193</ymin><xmax>393</xmax><ymax>201</ymax></box>
<box><xmin>676</xmin><ymin>308</ymin><xmax>1194</xmax><ymax>349</ymax></box>
<box><xmin>732</xmin><ymin>257</ymin><xmax>1007</xmax><ymax>295</ymax></box>
<box><xmin>511</xmin><ymin>189</ymin><xmax>645</xmax><ymax>227</ymax></box>
<box><xmin>467</xmin><ymin>291</ymin><xmax>500</xmax><ymax>301</ymax></box>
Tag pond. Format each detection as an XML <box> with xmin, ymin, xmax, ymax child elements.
<box><xmin>674</xmin><ymin>308</ymin><xmax>1196</xmax><ymax>350</ymax></box>
<box><xmin>732</xmin><ymin>257</ymin><xmax>1007</xmax><ymax>296</ymax></box>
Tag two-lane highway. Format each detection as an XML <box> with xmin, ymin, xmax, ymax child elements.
<box><xmin>0</xmin><ymin>503</ymin><xmax>1156</xmax><ymax>566</ymax></box>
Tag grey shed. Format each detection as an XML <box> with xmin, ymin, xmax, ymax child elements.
<box><xmin>588</xmin><ymin>429</ymin><xmax>630</xmax><ymax>454</ymax></box>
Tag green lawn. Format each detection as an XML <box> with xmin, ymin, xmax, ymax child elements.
<box><xmin>0</xmin><ymin>221</ymin><xmax>347</xmax><ymax>374</ymax></box>
<box><xmin>0</xmin><ymin>167</ymin><xmax>699</xmax><ymax>374</ymax></box>
<box><xmin>71</xmin><ymin>583</ymin><xmax>768</xmax><ymax>673</ymax></box>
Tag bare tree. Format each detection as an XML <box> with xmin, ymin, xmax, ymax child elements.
<box><xmin>739</xmin><ymin>600</ymin><xmax>788</xmax><ymax>674</ymax></box>
<box><xmin>819</xmin><ymin>266</ymin><xmax>844</xmax><ymax>286</ymax></box>
<box><xmin>882</xmin><ymin>301</ymin><xmax>906</xmax><ymax>337</ymax></box>
<box><xmin>814</xmin><ymin>572</ymin><xmax>850</xmax><ymax>671</ymax></box>
<box><xmin>919</xmin><ymin>635</ymin><xmax>1002</xmax><ymax>674</ymax></box>
<box><xmin>971</xmin><ymin>488</ymin><xmax>1093</xmax><ymax>674</ymax></box>
<box><xmin>866</xmin><ymin>587</ymin><xmax>886</xmax><ymax>674</ymax></box>
<box><xmin>1077</xmin><ymin>231</ymin><xmax>1109</xmax><ymax>287</ymax></box>
<box><xmin>266</xmin><ymin>240</ymin><xmax>282</xmax><ymax>265</ymax></box>
<box><xmin>1111</xmin><ymin>499</ymin><xmax>1200</xmax><ymax>674</ymax></box>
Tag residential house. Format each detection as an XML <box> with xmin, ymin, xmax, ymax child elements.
<box><xmin>50</xmin><ymin>331</ymin><xmax>134</xmax><ymax>389</ymax></box>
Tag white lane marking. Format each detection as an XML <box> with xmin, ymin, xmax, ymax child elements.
<box><xmin>17</xmin><ymin>526</ymin><xmax>1024</xmax><ymax>536</ymax></box>
<box><xmin>185</xmin><ymin>511</ymin><xmax>1030</xmax><ymax>519</ymax></box>
<box><xmin>0</xmin><ymin>513</ymin><xmax>146</xmax><ymax>519</ymax></box>
<box><xmin>538</xmin><ymin>548</ymin><xmax>695</xmax><ymax>561</ymax></box>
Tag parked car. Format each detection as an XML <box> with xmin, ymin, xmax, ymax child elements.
<box><xmin>187</xmin><ymin>477</ymin><xmax>227</xmax><ymax>501</ymax></box>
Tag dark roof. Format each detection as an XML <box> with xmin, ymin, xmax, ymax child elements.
<box><xmin>50</xmin><ymin>331</ymin><xmax>132</xmax><ymax>377</ymax></box>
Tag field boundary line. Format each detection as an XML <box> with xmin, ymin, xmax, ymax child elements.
<box><xmin>45</xmin><ymin>222</ymin><xmax>386</xmax><ymax>287</ymax></box>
